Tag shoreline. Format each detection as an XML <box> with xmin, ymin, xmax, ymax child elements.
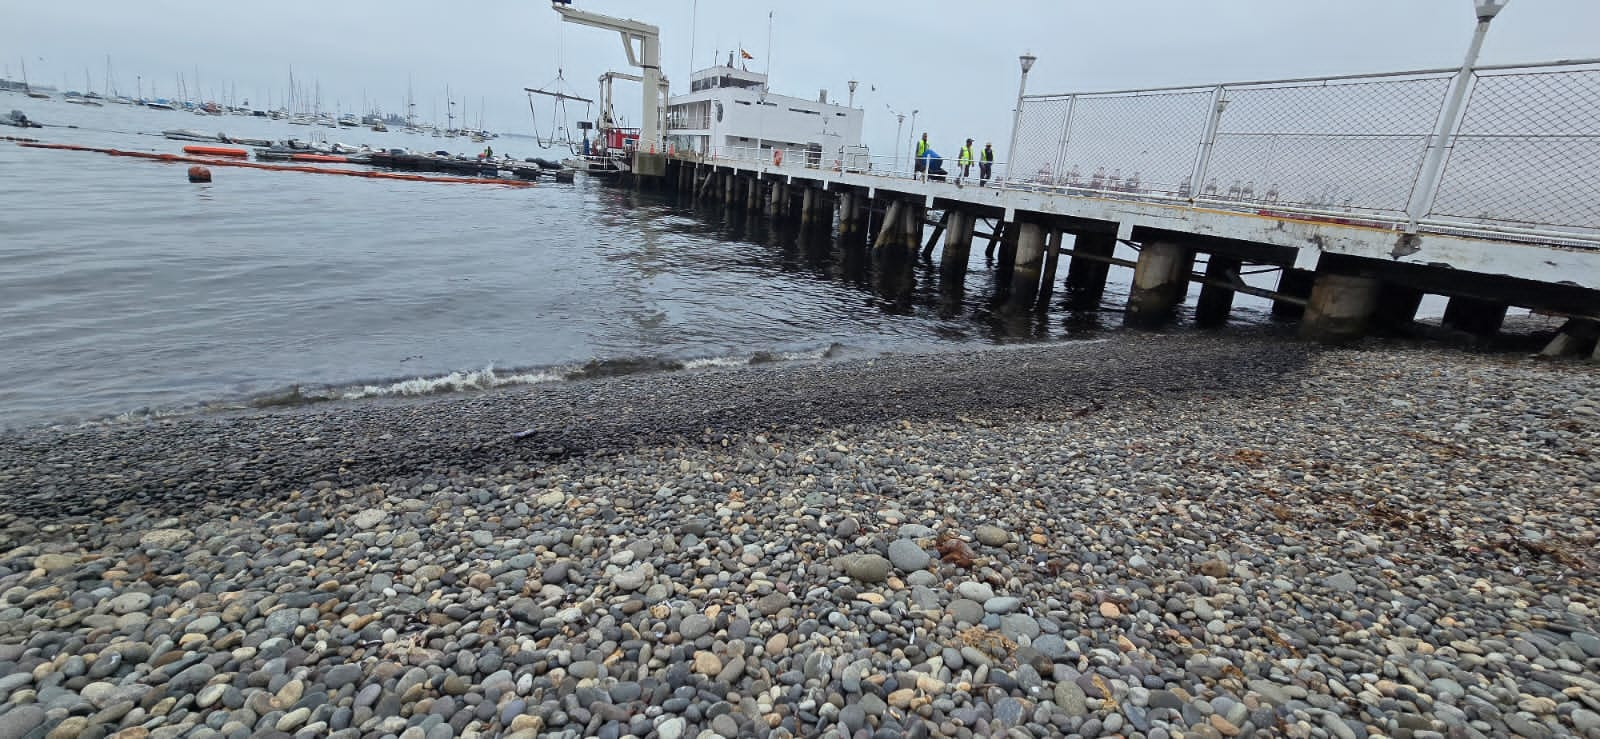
<box><xmin>1</xmin><ymin>332</ymin><xmax>1597</xmax><ymax>739</ymax></box>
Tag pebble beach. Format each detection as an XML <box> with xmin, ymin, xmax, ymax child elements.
<box><xmin>0</xmin><ymin>334</ymin><xmax>1596</xmax><ymax>739</ymax></box>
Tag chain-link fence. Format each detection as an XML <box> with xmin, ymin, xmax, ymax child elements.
<box><xmin>1013</xmin><ymin>59</ymin><xmax>1600</xmax><ymax>246</ymax></box>
<box><xmin>1428</xmin><ymin>62</ymin><xmax>1600</xmax><ymax>237</ymax></box>
<box><xmin>1205</xmin><ymin>74</ymin><xmax>1450</xmax><ymax>216</ymax></box>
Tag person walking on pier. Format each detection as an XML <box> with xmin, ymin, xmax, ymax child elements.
<box><xmin>957</xmin><ymin>138</ymin><xmax>975</xmax><ymax>187</ymax></box>
<box><xmin>980</xmin><ymin>142</ymin><xmax>994</xmax><ymax>187</ymax></box>
<box><xmin>915</xmin><ymin>133</ymin><xmax>930</xmax><ymax>180</ymax></box>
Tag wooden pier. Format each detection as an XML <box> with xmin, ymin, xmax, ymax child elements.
<box><xmin>615</xmin><ymin>152</ymin><xmax>1600</xmax><ymax>357</ymax></box>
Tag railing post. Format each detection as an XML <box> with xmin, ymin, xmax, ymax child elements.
<box><xmin>1405</xmin><ymin>12</ymin><xmax>1496</xmax><ymax>233</ymax></box>
<box><xmin>1188</xmin><ymin>85</ymin><xmax>1228</xmax><ymax>206</ymax></box>
<box><xmin>1051</xmin><ymin>96</ymin><xmax>1077</xmax><ymax>188</ymax></box>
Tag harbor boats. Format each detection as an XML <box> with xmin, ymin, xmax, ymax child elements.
<box><xmin>163</xmin><ymin>128</ymin><xmax>221</xmax><ymax>142</ymax></box>
<box><xmin>145</xmin><ymin>101</ymin><xmax>178</xmax><ymax>111</ymax></box>
<box><xmin>561</xmin><ymin>154</ymin><xmax>626</xmax><ymax>175</ymax></box>
<box><xmin>220</xmin><ymin>135</ymin><xmax>274</xmax><ymax>147</ymax></box>
<box><xmin>3</xmin><ymin>110</ymin><xmax>42</xmax><ymax>128</ymax></box>
<box><xmin>252</xmin><ymin>147</ymin><xmax>296</xmax><ymax>161</ymax></box>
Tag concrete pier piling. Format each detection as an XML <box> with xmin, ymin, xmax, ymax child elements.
<box><xmin>900</xmin><ymin>204</ymin><xmax>922</xmax><ymax>249</ymax></box>
<box><xmin>801</xmin><ymin>186</ymin><xmax>816</xmax><ymax>224</ymax></box>
<box><xmin>1011</xmin><ymin>222</ymin><xmax>1047</xmax><ymax>308</ymax></box>
<box><xmin>1195</xmin><ymin>254</ymin><xmax>1242</xmax><ymax>327</ymax></box>
<box><xmin>1126</xmin><ymin>241</ymin><xmax>1193</xmax><ymax>324</ymax></box>
<box><xmin>1300</xmin><ymin>273</ymin><xmax>1380</xmax><ymax>343</ymax></box>
<box><xmin>940</xmin><ymin>210</ymin><xmax>975</xmax><ymax>279</ymax></box>
<box><xmin>1065</xmin><ymin>232</ymin><xmax>1115</xmax><ymax>309</ymax></box>
<box><xmin>873</xmin><ymin>201</ymin><xmax>903</xmax><ymax>250</ymax></box>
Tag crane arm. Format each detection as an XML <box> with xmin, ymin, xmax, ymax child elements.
<box><xmin>551</xmin><ymin>4</ymin><xmax>660</xmax><ymax>69</ymax></box>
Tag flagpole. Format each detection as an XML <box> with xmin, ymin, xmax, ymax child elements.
<box><xmin>688</xmin><ymin>0</ymin><xmax>698</xmax><ymax>77</ymax></box>
<box><xmin>764</xmin><ymin>11</ymin><xmax>773</xmax><ymax>92</ymax></box>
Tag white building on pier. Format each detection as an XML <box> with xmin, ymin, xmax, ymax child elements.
<box><xmin>665</xmin><ymin>54</ymin><xmax>867</xmax><ymax>169</ymax></box>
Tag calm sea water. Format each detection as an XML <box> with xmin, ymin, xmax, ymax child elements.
<box><xmin>0</xmin><ymin>97</ymin><xmax>1287</xmax><ymax>431</ymax></box>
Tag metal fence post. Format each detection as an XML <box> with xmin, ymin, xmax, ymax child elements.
<box><xmin>1405</xmin><ymin>8</ymin><xmax>1501</xmax><ymax>233</ymax></box>
<box><xmin>1188</xmin><ymin>85</ymin><xmax>1228</xmax><ymax>205</ymax></box>
<box><xmin>1051</xmin><ymin>96</ymin><xmax>1078</xmax><ymax>187</ymax></box>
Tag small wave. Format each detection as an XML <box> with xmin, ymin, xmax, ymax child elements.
<box><xmin>334</xmin><ymin>366</ymin><xmax>566</xmax><ymax>401</ymax></box>
<box><xmin>54</xmin><ymin>343</ymin><xmax>856</xmax><ymax>431</ymax></box>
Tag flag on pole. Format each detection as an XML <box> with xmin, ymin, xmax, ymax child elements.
<box><xmin>740</xmin><ymin>49</ymin><xmax>754</xmax><ymax>60</ymax></box>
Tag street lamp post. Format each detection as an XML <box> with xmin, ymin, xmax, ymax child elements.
<box><xmin>908</xmin><ymin>109</ymin><xmax>918</xmax><ymax>176</ymax></box>
<box><xmin>1405</xmin><ymin>0</ymin><xmax>1508</xmax><ymax>231</ymax></box>
<box><xmin>1004</xmin><ymin>51</ymin><xmax>1037</xmax><ymax>186</ymax></box>
<box><xmin>893</xmin><ymin>112</ymin><xmax>905</xmax><ymax>174</ymax></box>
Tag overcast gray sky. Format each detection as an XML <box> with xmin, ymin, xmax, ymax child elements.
<box><xmin>4</xmin><ymin>1</ymin><xmax>1596</xmax><ymax>155</ymax></box>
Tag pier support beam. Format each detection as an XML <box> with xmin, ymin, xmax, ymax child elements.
<box><xmin>1194</xmin><ymin>254</ymin><xmax>1242</xmax><ymax>327</ymax></box>
<box><xmin>1010</xmin><ymin>222</ymin><xmax>1047</xmax><ymax>309</ymax></box>
<box><xmin>838</xmin><ymin>193</ymin><xmax>856</xmax><ymax>234</ymax></box>
<box><xmin>940</xmin><ymin>210</ymin><xmax>976</xmax><ymax>279</ymax></box>
<box><xmin>1441</xmin><ymin>296</ymin><xmax>1508</xmax><ymax>337</ymax></box>
<box><xmin>1126</xmin><ymin>241</ymin><xmax>1193</xmax><ymax>324</ymax></box>
<box><xmin>1539</xmin><ymin>319</ymin><xmax>1599</xmax><ymax>359</ymax></box>
<box><xmin>801</xmin><ymin>186</ymin><xmax>816</xmax><ymax>224</ymax></box>
<box><xmin>1036</xmin><ymin>229</ymin><xmax>1064</xmax><ymax>311</ymax></box>
<box><xmin>1300</xmin><ymin>273</ymin><xmax>1380</xmax><ymax>343</ymax></box>
<box><xmin>1372</xmin><ymin>283</ymin><xmax>1425</xmax><ymax>335</ymax></box>
<box><xmin>921</xmin><ymin>212</ymin><xmax>949</xmax><ymax>259</ymax></box>
<box><xmin>873</xmin><ymin>201</ymin><xmax>904</xmax><ymax>250</ymax></box>
<box><xmin>746</xmin><ymin>177</ymin><xmax>759</xmax><ymax>211</ymax></box>
<box><xmin>901</xmin><ymin>204</ymin><xmax>923</xmax><ymax>249</ymax></box>
<box><xmin>1272</xmin><ymin>268</ymin><xmax>1315</xmax><ymax>319</ymax></box>
<box><xmin>1065</xmin><ymin>232</ymin><xmax>1116</xmax><ymax>309</ymax></box>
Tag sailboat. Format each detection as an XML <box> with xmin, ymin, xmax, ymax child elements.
<box><xmin>21</xmin><ymin>58</ymin><xmax>51</xmax><ymax>99</ymax></box>
<box><xmin>65</xmin><ymin>69</ymin><xmax>104</xmax><ymax>106</ymax></box>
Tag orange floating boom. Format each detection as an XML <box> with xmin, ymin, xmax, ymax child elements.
<box><xmin>16</xmin><ymin>141</ymin><xmax>534</xmax><ymax>187</ymax></box>
<box><xmin>182</xmin><ymin>145</ymin><xmax>249</xmax><ymax>158</ymax></box>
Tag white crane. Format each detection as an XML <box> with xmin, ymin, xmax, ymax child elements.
<box><xmin>550</xmin><ymin>1</ymin><xmax>667</xmax><ymax>156</ymax></box>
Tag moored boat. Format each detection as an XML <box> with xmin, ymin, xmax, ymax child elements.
<box><xmin>163</xmin><ymin>128</ymin><xmax>221</xmax><ymax>143</ymax></box>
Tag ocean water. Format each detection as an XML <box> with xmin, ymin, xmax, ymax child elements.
<box><xmin>0</xmin><ymin>97</ymin><xmax>1287</xmax><ymax>431</ymax></box>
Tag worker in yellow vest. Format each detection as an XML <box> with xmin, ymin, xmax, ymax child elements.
<box><xmin>957</xmin><ymin>138</ymin><xmax>975</xmax><ymax>187</ymax></box>
<box><xmin>915</xmin><ymin>133</ymin><xmax>929</xmax><ymax>180</ymax></box>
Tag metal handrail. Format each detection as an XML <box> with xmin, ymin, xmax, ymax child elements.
<box><xmin>1021</xmin><ymin>57</ymin><xmax>1600</xmax><ymax>101</ymax></box>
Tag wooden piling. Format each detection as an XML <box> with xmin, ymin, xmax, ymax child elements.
<box><xmin>1195</xmin><ymin>254</ymin><xmax>1242</xmax><ymax>327</ymax></box>
<box><xmin>1036</xmin><ymin>229</ymin><xmax>1064</xmax><ymax>311</ymax></box>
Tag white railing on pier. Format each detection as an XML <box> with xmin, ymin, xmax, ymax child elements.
<box><xmin>697</xmin><ymin>145</ymin><xmax>1007</xmax><ymax>188</ymax></box>
<box><xmin>1012</xmin><ymin>58</ymin><xmax>1600</xmax><ymax>248</ymax></box>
